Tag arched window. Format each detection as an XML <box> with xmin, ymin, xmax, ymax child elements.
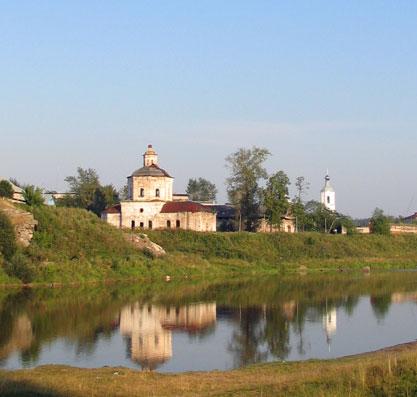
<box><xmin>131</xmin><ymin>220</ymin><xmax>135</xmax><ymax>230</ymax></box>
<box><xmin>327</xmin><ymin>196</ymin><xmax>330</xmax><ymax>204</ymax></box>
<box><xmin>139</xmin><ymin>222</ymin><xmax>144</xmax><ymax>228</ymax></box>
<box><xmin>140</xmin><ymin>188</ymin><xmax>145</xmax><ymax>197</ymax></box>
<box><xmin>148</xmin><ymin>220</ymin><xmax>153</xmax><ymax>229</ymax></box>
<box><xmin>167</xmin><ymin>220</ymin><xmax>171</xmax><ymax>228</ymax></box>
<box><xmin>155</xmin><ymin>188</ymin><xmax>160</xmax><ymax>197</ymax></box>
<box><xmin>140</xmin><ymin>208</ymin><xmax>144</xmax><ymax>213</ymax></box>
<box><xmin>176</xmin><ymin>220</ymin><xmax>181</xmax><ymax>228</ymax></box>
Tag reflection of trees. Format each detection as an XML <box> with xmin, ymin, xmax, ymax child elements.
<box><xmin>371</xmin><ymin>294</ymin><xmax>392</xmax><ymax>320</ymax></box>
<box><xmin>263</xmin><ymin>307</ymin><xmax>290</xmax><ymax>360</ymax></box>
<box><xmin>228</xmin><ymin>307</ymin><xmax>266</xmax><ymax>366</ymax></box>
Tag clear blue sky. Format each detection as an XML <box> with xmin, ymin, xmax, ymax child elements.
<box><xmin>1</xmin><ymin>1</ymin><xmax>417</xmax><ymax>217</ymax></box>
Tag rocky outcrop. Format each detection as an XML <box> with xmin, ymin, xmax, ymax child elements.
<box><xmin>125</xmin><ymin>233</ymin><xmax>166</xmax><ymax>258</ymax></box>
<box><xmin>0</xmin><ymin>199</ymin><xmax>38</xmax><ymax>247</ymax></box>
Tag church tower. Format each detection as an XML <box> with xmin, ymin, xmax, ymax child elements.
<box><xmin>143</xmin><ymin>144</ymin><xmax>158</xmax><ymax>166</ymax></box>
<box><xmin>320</xmin><ymin>173</ymin><xmax>336</xmax><ymax>211</ymax></box>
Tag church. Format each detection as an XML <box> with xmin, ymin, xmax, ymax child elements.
<box><xmin>102</xmin><ymin>145</ymin><xmax>217</xmax><ymax>232</ymax></box>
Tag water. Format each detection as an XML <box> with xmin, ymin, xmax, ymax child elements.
<box><xmin>1</xmin><ymin>272</ymin><xmax>417</xmax><ymax>372</ymax></box>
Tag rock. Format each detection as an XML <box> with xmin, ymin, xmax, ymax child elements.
<box><xmin>298</xmin><ymin>265</ymin><xmax>308</xmax><ymax>274</ymax></box>
<box><xmin>125</xmin><ymin>233</ymin><xmax>166</xmax><ymax>258</ymax></box>
<box><xmin>0</xmin><ymin>199</ymin><xmax>37</xmax><ymax>247</ymax></box>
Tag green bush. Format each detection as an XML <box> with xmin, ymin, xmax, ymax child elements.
<box><xmin>4</xmin><ymin>252</ymin><xmax>36</xmax><ymax>283</ymax></box>
<box><xmin>0</xmin><ymin>180</ymin><xmax>13</xmax><ymax>198</ymax></box>
<box><xmin>0</xmin><ymin>212</ymin><xmax>17</xmax><ymax>260</ymax></box>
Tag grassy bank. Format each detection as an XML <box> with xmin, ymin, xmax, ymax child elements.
<box><xmin>148</xmin><ymin>229</ymin><xmax>417</xmax><ymax>271</ymax></box>
<box><xmin>2</xmin><ymin>204</ymin><xmax>417</xmax><ymax>284</ymax></box>
<box><xmin>2</xmin><ymin>342</ymin><xmax>417</xmax><ymax>396</ymax></box>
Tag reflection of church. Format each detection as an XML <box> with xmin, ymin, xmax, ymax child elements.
<box><xmin>322</xmin><ymin>308</ymin><xmax>337</xmax><ymax>348</ymax></box>
<box><xmin>119</xmin><ymin>302</ymin><xmax>216</xmax><ymax>370</ymax></box>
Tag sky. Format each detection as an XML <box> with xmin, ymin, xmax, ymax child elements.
<box><xmin>1</xmin><ymin>1</ymin><xmax>417</xmax><ymax>218</ymax></box>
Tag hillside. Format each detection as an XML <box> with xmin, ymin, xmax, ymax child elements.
<box><xmin>2</xmin><ymin>204</ymin><xmax>417</xmax><ymax>285</ymax></box>
<box><xmin>147</xmin><ymin>229</ymin><xmax>417</xmax><ymax>271</ymax></box>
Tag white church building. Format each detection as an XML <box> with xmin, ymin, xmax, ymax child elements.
<box><xmin>102</xmin><ymin>145</ymin><xmax>217</xmax><ymax>232</ymax></box>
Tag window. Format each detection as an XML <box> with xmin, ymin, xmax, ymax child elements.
<box><xmin>155</xmin><ymin>188</ymin><xmax>160</xmax><ymax>197</ymax></box>
<box><xmin>140</xmin><ymin>208</ymin><xmax>144</xmax><ymax>213</ymax></box>
<box><xmin>139</xmin><ymin>222</ymin><xmax>144</xmax><ymax>228</ymax></box>
<box><xmin>131</xmin><ymin>220</ymin><xmax>135</xmax><ymax>230</ymax></box>
<box><xmin>176</xmin><ymin>220</ymin><xmax>181</xmax><ymax>228</ymax></box>
<box><xmin>140</xmin><ymin>188</ymin><xmax>144</xmax><ymax>197</ymax></box>
<box><xmin>287</xmin><ymin>225</ymin><xmax>292</xmax><ymax>233</ymax></box>
<box><xmin>327</xmin><ymin>196</ymin><xmax>330</xmax><ymax>204</ymax></box>
<box><xmin>148</xmin><ymin>220</ymin><xmax>153</xmax><ymax>229</ymax></box>
<box><xmin>167</xmin><ymin>220</ymin><xmax>171</xmax><ymax>228</ymax></box>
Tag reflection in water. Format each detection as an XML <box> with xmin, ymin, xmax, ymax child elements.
<box><xmin>120</xmin><ymin>303</ymin><xmax>216</xmax><ymax>370</ymax></box>
<box><xmin>2</xmin><ymin>273</ymin><xmax>417</xmax><ymax>372</ymax></box>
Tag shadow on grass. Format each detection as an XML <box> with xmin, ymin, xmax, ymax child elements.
<box><xmin>0</xmin><ymin>379</ymin><xmax>63</xmax><ymax>397</ymax></box>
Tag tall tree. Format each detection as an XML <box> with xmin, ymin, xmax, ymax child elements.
<box><xmin>263</xmin><ymin>171</ymin><xmax>290</xmax><ymax>231</ymax></box>
<box><xmin>226</xmin><ymin>147</ymin><xmax>270</xmax><ymax>232</ymax></box>
<box><xmin>58</xmin><ymin>168</ymin><xmax>119</xmax><ymax>216</ymax></box>
<box><xmin>186</xmin><ymin>178</ymin><xmax>217</xmax><ymax>202</ymax></box>
<box><xmin>292</xmin><ymin>176</ymin><xmax>310</xmax><ymax>232</ymax></box>
<box><xmin>295</xmin><ymin>176</ymin><xmax>310</xmax><ymax>202</ymax></box>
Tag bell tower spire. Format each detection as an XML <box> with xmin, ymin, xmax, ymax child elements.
<box><xmin>143</xmin><ymin>144</ymin><xmax>158</xmax><ymax>167</ymax></box>
<box><xmin>320</xmin><ymin>172</ymin><xmax>336</xmax><ymax>211</ymax></box>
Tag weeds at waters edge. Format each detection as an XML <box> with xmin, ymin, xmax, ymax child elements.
<box><xmin>2</xmin><ymin>343</ymin><xmax>417</xmax><ymax>396</ymax></box>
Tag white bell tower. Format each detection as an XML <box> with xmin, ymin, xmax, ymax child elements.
<box><xmin>320</xmin><ymin>173</ymin><xmax>336</xmax><ymax>211</ymax></box>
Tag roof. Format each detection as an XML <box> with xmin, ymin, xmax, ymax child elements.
<box><xmin>130</xmin><ymin>163</ymin><xmax>172</xmax><ymax>178</ymax></box>
<box><xmin>103</xmin><ymin>204</ymin><xmax>121</xmax><ymax>214</ymax></box>
<box><xmin>160</xmin><ymin>201</ymin><xmax>214</xmax><ymax>214</ymax></box>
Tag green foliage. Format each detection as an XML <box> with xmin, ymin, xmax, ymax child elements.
<box><xmin>186</xmin><ymin>177</ymin><xmax>217</xmax><ymax>202</ymax></box>
<box><xmin>23</xmin><ymin>185</ymin><xmax>44</xmax><ymax>206</ymax></box>
<box><xmin>4</xmin><ymin>252</ymin><xmax>35</xmax><ymax>283</ymax></box>
<box><xmin>57</xmin><ymin>167</ymin><xmax>119</xmax><ymax>216</ymax></box>
<box><xmin>0</xmin><ymin>180</ymin><xmax>14</xmax><ymax>198</ymax></box>
<box><xmin>370</xmin><ymin>208</ymin><xmax>391</xmax><ymax>235</ymax></box>
<box><xmin>263</xmin><ymin>171</ymin><xmax>290</xmax><ymax>229</ymax></box>
<box><xmin>226</xmin><ymin>147</ymin><xmax>270</xmax><ymax>231</ymax></box>
<box><xmin>0</xmin><ymin>212</ymin><xmax>17</xmax><ymax>260</ymax></box>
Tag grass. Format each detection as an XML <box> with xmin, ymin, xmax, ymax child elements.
<box><xmin>2</xmin><ymin>342</ymin><xmax>417</xmax><ymax>396</ymax></box>
<box><xmin>147</xmin><ymin>229</ymin><xmax>417</xmax><ymax>271</ymax></box>
<box><xmin>2</xmin><ymin>204</ymin><xmax>417</xmax><ymax>285</ymax></box>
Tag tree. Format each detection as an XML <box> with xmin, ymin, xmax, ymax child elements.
<box><xmin>369</xmin><ymin>208</ymin><xmax>391</xmax><ymax>235</ymax></box>
<box><xmin>226</xmin><ymin>147</ymin><xmax>270</xmax><ymax>232</ymax></box>
<box><xmin>58</xmin><ymin>168</ymin><xmax>119</xmax><ymax>216</ymax></box>
<box><xmin>291</xmin><ymin>176</ymin><xmax>310</xmax><ymax>232</ymax></box>
<box><xmin>63</xmin><ymin>168</ymin><xmax>101</xmax><ymax>209</ymax></box>
<box><xmin>295</xmin><ymin>176</ymin><xmax>310</xmax><ymax>202</ymax></box>
<box><xmin>88</xmin><ymin>185</ymin><xmax>119</xmax><ymax>216</ymax></box>
<box><xmin>0</xmin><ymin>180</ymin><xmax>14</xmax><ymax>199</ymax></box>
<box><xmin>304</xmin><ymin>200</ymin><xmax>338</xmax><ymax>233</ymax></box>
<box><xmin>263</xmin><ymin>171</ymin><xmax>290</xmax><ymax>230</ymax></box>
<box><xmin>23</xmin><ymin>185</ymin><xmax>44</xmax><ymax>206</ymax></box>
<box><xmin>0</xmin><ymin>212</ymin><xmax>17</xmax><ymax>260</ymax></box>
<box><xmin>186</xmin><ymin>178</ymin><xmax>217</xmax><ymax>202</ymax></box>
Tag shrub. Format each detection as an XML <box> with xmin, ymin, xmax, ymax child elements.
<box><xmin>4</xmin><ymin>252</ymin><xmax>36</xmax><ymax>283</ymax></box>
<box><xmin>0</xmin><ymin>180</ymin><xmax>13</xmax><ymax>198</ymax></box>
<box><xmin>0</xmin><ymin>212</ymin><xmax>17</xmax><ymax>260</ymax></box>
<box><xmin>370</xmin><ymin>208</ymin><xmax>391</xmax><ymax>235</ymax></box>
<box><xmin>23</xmin><ymin>185</ymin><xmax>44</xmax><ymax>206</ymax></box>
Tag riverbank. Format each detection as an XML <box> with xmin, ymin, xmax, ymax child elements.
<box><xmin>1</xmin><ymin>205</ymin><xmax>417</xmax><ymax>285</ymax></box>
<box><xmin>1</xmin><ymin>341</ymin><xmax>417</xmax><ymax>396</ymax></box>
